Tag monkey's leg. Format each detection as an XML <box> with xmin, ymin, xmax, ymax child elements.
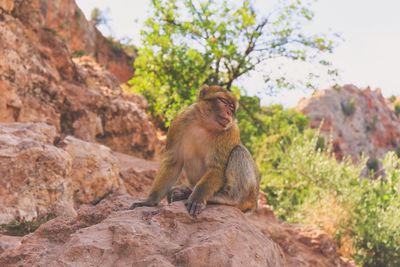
<box><xmin>130</xmin><ymin>155</ymin><xmax>183</xmax><ymax>209</ymax></box>
<box><xmin>167</xmin><ymin>185</ymin><xmax>192</xmax><ymax>203</ymax></box>
<box><xmin>208</xmin><ymin>192</ymin><xmax>256</xmax><ymax>212</ymax></box>
<box><xmin>208</xmin><ymin>145</ymin><xmax>259</xmax><ymax>212</ymax></box>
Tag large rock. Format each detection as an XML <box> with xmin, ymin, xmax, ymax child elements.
<box><xmin>0</xmin><ymin>122</ymin><xmax>149</xmax><ymax>224</ymax></box>
<box><xmin>0</xmin><ymin>2</ymin><xmax>159</xmax><ymax>158</ymax></box>
<box><xmin>0</xmin><ymin>195</ymin><xmax>355</xmax><ymax>267</ymax></box>
<box><xmin>0</xmin><ymin>196</ymin><xmax>286</xmax><ymax>267</ymax></box>
<box><xmin>249</xmin><ymin>209</ymin><xmax>355</xmax><ymax>267</ymax></box>
<box><xmin>297</xmin><ymin>84</ymin><xmax>400</xmax><ymax>160</ymax></box>
<box><xmin>60</xmin><ymin>136</ymin><xmax>124</xmax><ymax>205</ymax></box>
<box><xmin>0</xmin><ymin>123</ymin><xmax>75</xmax><ymax>223</ymax></box>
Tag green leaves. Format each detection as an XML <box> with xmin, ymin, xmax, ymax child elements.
<box><xmin>128</xmin><ymin>0</ymin><xmax>338</xmax><ymax>127</ymax></box>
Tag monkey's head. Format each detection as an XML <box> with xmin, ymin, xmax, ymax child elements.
<box><xmin>197</xmin><ymin>85</ymin><xmax>238</xmax><ymax>131</ymax></box>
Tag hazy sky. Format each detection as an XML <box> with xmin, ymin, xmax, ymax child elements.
<box><xmin>76</xmin><ymin>0</ymin><xmax>400</xmax><ymax>107</ymax></box>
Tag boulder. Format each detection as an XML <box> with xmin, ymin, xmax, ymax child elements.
<box><xmin>60</xmin><ymin>136</ymin><xmax>124</xmax><ymax>205</ymax></box>
<box><xmin>0</xmin><ymin>123</ymin><xmax>75</xmax><ymax>223</ymax></box>
<box><xmin>0</xmin><ymin>196</ymin><xmax>286</xmax><ymax>267</ymax></box>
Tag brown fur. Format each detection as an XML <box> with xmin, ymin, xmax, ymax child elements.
<box><xmin>130</xmin><ymin>85</ymin><xmax>259</xmax><ymax>216</ymax></box>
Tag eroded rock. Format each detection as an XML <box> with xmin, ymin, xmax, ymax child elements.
<box><xmin>0</xmin><ymin>123</ymin><xmax>75</xmax><ymax>223</ymax></box>
<box><xmin>297</xmin><ymin>84</ymin><xmax>400</xmax><ymax>160</ymax></box>
<box><xmin>0</xmin><ymin>196</ymin><xmax>286</xmax><ymax>267</ymax></box>
<box><xmin>0</xmin><ymin>3</ymin><xmax>159</xmax><ymax>158</ymax></box>
<box><xmin>60</xmin><ymin>136</ymin><xmax>124</xmax><ymax>205</ymax></box>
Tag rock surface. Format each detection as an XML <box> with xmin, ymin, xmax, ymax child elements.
<box><xmin>0</xmin><ymin>122</ymin><xmax>154</xmax><ymax>224</ymax></box>
<box><xmin>60</xmin><ymin>136</ymin><xmax>123</xmax><ymax>206</ymax></box>
<box><xmin>3</xmin><ymin>196</ymin><xmax>283</xmax><ymax>267</ymax></box>
<box><xmin>32</xmin><ymin>0</ymin><xmax>135</xmax><ymax>83</ymax></box>
<box><xmin>297</xmin><ymin>84</ymin><xmax>400</xmax><ymax>160</ymax></box>
<box><xmin>0</xmin><ymin>123</ymin><xmax>75</xmax><ymax>223</ymax></box>
<box><xmin>0</xmin><ymin>1</ymin><xmax>159</xmax><ymax>158</ymax></box>
<box><xmin>0</xmin><ymin>194</ymin><xmax>355</xmax><ymax>267</ymax></box>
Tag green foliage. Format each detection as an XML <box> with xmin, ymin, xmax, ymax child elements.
<box><xmin>236</xmin><ymin>97</ymin><xmax>308</xmax><ymax>156</ymax></box>
<box><xmin>106</xmin><ymin>36</ymin><xmax>137</xmax><ymax>57</ymax></box>
<box><xmin>71</xmin><ymin>50</ymin><xmax>86</xmax><ymax>58</ymax></box>
<box><xmin>256</xmin><ymin>121</ymin><xmax>400</xmax><ymax>266</ymax></box>
<box><xmin>366</xmin><ymin>157</ymin><xmax>379</xmax><ymax>173</ymax></box>
<box><xmin>366</xmin><ymin>115</ymin><xmax>378</xmax><ymax>132</ymax></box>
<box><xmin>0</xmin><ymin>214</ymin><xmax>56</xmax><ymax>236</ymax></box>
<box><xmin>129</xmin><ymin>0</ymin><xmax>337</xmax><ymax>127</ymax></box>
<box><xmin>90</xmin><ymin>7</ymin><xmax>108</xmax><ymax>27</ymax></box>
<box><xmin>341</xmin><ymin>98</ymin><xmax>356</xmax><ymax>117</ymax></box>
<box><xmin>394</xmin><ymin>103</ymin><xmax>400</xmax><ymax>116</ymax></box>
<box><xmin>351</xmin><ymin>153</ymin><xmax>400</xmax><ymax>267</ymax></box>
<box><xmin>389</xmin><ymin>95</ymin><xmax>397</xmax><ymax>103</ymax></box>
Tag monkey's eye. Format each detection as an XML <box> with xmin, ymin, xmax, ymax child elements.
<box><xmin>218</xmin><ymin>97</ymin><xmax>228</xmax><ymax>105</ymax></box>
<box><xmin>218</xmin><ymin>98</ymin><xmax>235</xmax><ymax>113</ymax></box>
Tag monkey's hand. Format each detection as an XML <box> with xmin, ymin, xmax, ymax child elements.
<box><xmin>185</xmin><ymin>198</ymin><xmax>206</xmax><ymax>216</ymax></box>
<box><xmin>129</xmin><ymin>199</ymin><xmax>158</xmax><ymax>210</ymax></box>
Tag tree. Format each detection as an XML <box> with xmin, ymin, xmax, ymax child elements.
<box><xmin>129</xmin><ymin>0</ymin><xmax>338</xmax><ymax>127</ymax></box>
<box><xmin>90</xmin><ymin>7</ymin><xmax>109</xmax><ymax>27</ymax></box>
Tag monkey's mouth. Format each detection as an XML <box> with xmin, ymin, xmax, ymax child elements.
<box><xmin>217</xmin><ymin>116</ymin><xmax>231</xmax><ymax>127</ymax></box>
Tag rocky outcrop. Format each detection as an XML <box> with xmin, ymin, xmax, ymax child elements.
<box><xmin>0</xmin><ymin>235</ymin><xmax>20</xmax><ymax>254</ymax></box>
<box><xmin>0</xmin><ymin>1</ymin><xmax>159</xmax><ymax>158</ymax></box>
<box><xmin>32</xmin><ymin>0</ymin><xmax>135</xmax><ymax>82</ymax></box>
<box><xmin>297</xmin><ymin>84</ymin><xmax>400</xmax><ymax>160</ymax></box>
<box><xmin>0</xmin><ymin>194</ymin><xmax>355</xmax><ymax>267</ymax></box>
<box><xmin>0</xmin><ymin>122</ymin><xmax>158</xmax><ymax>224</ymax></box>
<box><xmin>60</xmin><ymin>136</ymin><xmax>123</xmax><ymax>206</ymax></box>
<box><xmin>0</xmin><ymin>123</ymin><xmax>76</xmax><ymax>223</ymax></box>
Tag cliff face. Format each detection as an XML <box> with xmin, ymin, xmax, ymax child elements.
<box><xmin>0</xmin><ymin>0</ymin><xmax>158</xmax><ymax>158</ymax></box>
<box><xmin>297</xmin><ymin>84</ymin><xmax>400</xmax><ymax>160</ymax></box>
<box><xmin>32</xmin><ymin>0</ymin><xmax>135</xmax><ymax>83</ymax></box>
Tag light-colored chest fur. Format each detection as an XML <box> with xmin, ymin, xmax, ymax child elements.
<box><xmin>181</xmin><ymin>124</ymin><xmax>212</xmax><ymax>186</ymax></box>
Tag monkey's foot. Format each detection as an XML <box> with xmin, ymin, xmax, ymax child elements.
<box><xmin>129</xmin><ymin>200</ymin><xmax>157</xmax><ymax>210</ymax></box>
<box><xmin>167</xmin><ymin>186</ymin><xmax>192</xmax><ymax>203</ymax></box>
<box><xmin>185</xmin><ymin>200</ymin><xmax>205</xmax><ymax>216</ymax></box>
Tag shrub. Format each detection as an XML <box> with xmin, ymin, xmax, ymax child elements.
<box><xmin>394</xmin><ymin>103</ymin><xmax>400</xmax><ymax>117</ymax></box>
<box><xmin>341</xmin><ymin>98</ymin><xmax>356</xmax><ymax>117</ymax></box>
<box><xmin>256</xmin><ymin>122</ymin><xmax>400</xmax><ymax>266</ymax></box>
<box><xmin>0</xmin><ymin>213</ymin><xmax>56</xmax><ymax>236</ymax></box>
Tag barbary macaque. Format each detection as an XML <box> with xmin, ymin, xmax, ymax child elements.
<box><xmin>130</xmin><ymin>85</ymin><xmax>259</xmax><ymax>216</ymax></box>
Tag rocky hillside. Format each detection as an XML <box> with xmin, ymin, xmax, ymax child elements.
<box><xmin>0</xmin><ymin>0</ymin><xmax>158</xmax><ymax>158</ymax></box>
<box><xmin>297</xmin><ymin>84</ymin><xmax>400</xmax><ymax>160</ymax></box>
<box><xmin>0</xmin><ymin>0</ymin><xmax>356</xmax><ymax>266</ymax></box>
<box><xmin>32</xmin><ymin>0</ymin><xmax>135</xmax><ymax>82</ymax></box>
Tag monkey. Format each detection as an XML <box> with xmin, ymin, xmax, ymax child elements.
<box><xmin>130</xmin><ymin>85</ymin><xmax>260</xmax><ymax>216</ymax></box>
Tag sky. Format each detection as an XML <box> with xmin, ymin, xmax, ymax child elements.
<box><xmin>76</xmin><ymin>0</ymin><xmax>400</xmax><ymax>107</ymax></box>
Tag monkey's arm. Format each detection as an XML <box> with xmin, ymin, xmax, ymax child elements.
<box><xmin>186</xmin><ymin>168</ymin><xmax>225</xmax><ymax>216</ymax></box>
<box><xmin>130</xmin><ymin>152</ymin><xmax>183</xmax><ymax>209</ymax></box>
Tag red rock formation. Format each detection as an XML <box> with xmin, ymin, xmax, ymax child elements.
<box><xmin>297</xmin><ymin>84</ymin><xmax>400</xmax><ymax>160</ymax></box>
<box><xmin>31</xmin><ymin>0</ymin><xmax>135</xmax><ymax>83</ymax></box>
<box><xmin>0</xmin><ymin>195</ymin><xmax>356</xmax><ymax>267</ymax></box>
<box><xmin>0</xmin><ymin>1</ymin><xmax>159</xmax><ymax>158</ymax></box>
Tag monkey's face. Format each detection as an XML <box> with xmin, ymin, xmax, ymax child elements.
<box><xmin>212</xmin><ymin>96</ymin><xmax>236</xmax><ymax>129</ymax></box>
<box><xmin>198</xmin><ymin>85</ymin><xmax>238</xmax><ymax>131</ymax></box>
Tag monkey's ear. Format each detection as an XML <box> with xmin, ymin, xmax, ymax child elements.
<box><xmin>199</xmin><ymin>84</ymin><xmax>209</xmax><ymax>99</ymax></box>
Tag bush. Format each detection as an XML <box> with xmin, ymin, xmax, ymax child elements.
<box><xmin>255</xmin><ymin>124</ymin><xmax>400</xmax><ymax>266</ymax></box>
<box><xmin>0</xmin><ymin>213</ymin><xmax>56</xmax><ymax>236</ymax></box>
<box><xmin>394</xmin><ymin>103</ymin><xmax>400</xmax><ymax>117</ymax></box>
<box><xmin>341</xmin><ymin>98</ymin><xmax>356</xmax><ymax>117</ymax></box>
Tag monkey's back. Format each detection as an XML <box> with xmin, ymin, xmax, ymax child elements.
<box><xmin>224</xmin><ymin>144</ymin><xmax>259</xmax><ymax>211</ymax></box>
